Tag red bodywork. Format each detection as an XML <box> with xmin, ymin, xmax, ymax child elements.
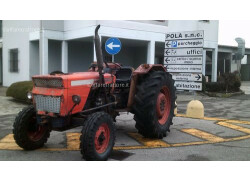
<box><xmin>31</xmin><ymin>64</ymin><xmax>166</xmax><ymax>116</ymax></box>
<box><xmin>32</xmin><ymin>72</ymin><xmax>115</xmax><ymax>116</ymax></box>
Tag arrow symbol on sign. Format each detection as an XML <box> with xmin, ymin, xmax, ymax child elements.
<box><xmin>195</xmin><ymin>74</ymin><xmax>201</xmax><ymax>81</ymax></box>
<box><xmin>107</xmin><ymin>42</ymin><xmax>120</xmax><ymax>50</ymax></box>
<box><xmin>165</xmin><ymin>57</ymin><xmax>170</xmax><ymax>63</ymax></box>
<box><xmin>165</xmin><ymin>50</ymin><xmax>170</xmax><ymax>55</ymax></box>
<box><xmin>166</xmin><ymin>41</ymin><xmax>171</xmax><ymax>47</ymax></box>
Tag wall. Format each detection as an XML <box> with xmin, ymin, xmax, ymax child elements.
<box><xmin>42</xmin><ymin>20</ymin><xmax>64</xmax><ymax>31</ymax></box>
<box><xmin>99</xmin><ymin>20</ymin><xmax>168</xmax><ymax>34</ymax></box>
<box><xmin>101</xmin><ymin>37</ymin><xmax>147</xmax><ymax>68</ymax></box>
<box><xmin>64</xmin><ymin>20</ymin><xmax>96</xmax><ymax>31</ymax></box>
<box><xmin>134</xmin><ymin>46</ymin><xmax>147</xmax><ymax>67</ymax></box>
<box><xmin>217</xmin><ymin>52</ymin><xmax>231</xmax><ymax>74</ymax></box>
<box><xmin>167</xmin><ymin>20</ymin><xmax>219</xmax><ymax>49</ymax></box>
<box><xmin>155</xmin><ymin>42</ymin><xmax>165</xmax><ymax>64</ymax></box>
<box><xmin>48</xmin><ymin>40</ymin><xmax>62</xmax><ymax>73</ymax></box>
<box><xmin>247</xmin><ymin>55</ymin><xmax>250</xmax><ymax>64</ymax></box>
<box><xmin>0</xmin><ymin>48</ymin><xmax>2</xmax><ymax>84</ymax></box>
<box><xmin>29</xmin><ymin>40</ymin><xmax>39</xmax><ymax>77</ymax></box>
<box><xmin>2</xmin><ymin>20</ymin><xmax>40</xmax><ymax>86</ymax></box>
<box><xmin>241</xmin><ymin>64</ymin><xmax>250</xmax><ymax>81</ymax></box>
<box><xmin>68</xmin><ymin>41</ymin><xmax>93</xmax><ymax>72</ymax></box>
<box><xmin>117</xmin><ymin>47</ymin><xmax>137</xmax><ymax>67</ymax></box>
<box><xmin>231</xmin><ymin>63</ymin><xmax>238</xmax><ymax>73</ymax></box>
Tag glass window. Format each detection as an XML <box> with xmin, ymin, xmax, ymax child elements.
<box><xmin>0</xmin><ymin>20</ymin><xmax>2</xmax><ymax>38</ymax></box>
<box><xmin>9</xmin><ymin>49</ymin><xmax>19</xmax><ymax>72</ymax></box>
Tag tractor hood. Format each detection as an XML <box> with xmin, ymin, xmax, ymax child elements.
<box><xmin>32</xmin><ymin>72</ymin><xmax>114</xmax><ymax>89</ymax></box>
<box><xmin>31</xmin><ymin>72</ymin><xmax>115</xmax><ymax>116</ymax></box>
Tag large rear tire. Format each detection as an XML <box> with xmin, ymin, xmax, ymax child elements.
<box><xmin>13</xmin><ymin>105</ymin><xmax>51</xmax><ymax>150</ymax></box>
<box><xmin>132</xmin><ymin>71</ymin><xmax>176</xmax><ymax>139</ymax></box>
<box><xmin>80</xmin><ymin>112</ymin><xmax>115</xmax><ymax>161</ymax></box>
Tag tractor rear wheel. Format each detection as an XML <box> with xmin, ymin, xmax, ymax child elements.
<box><xmin>132</xmin><ymin>71</ymin><xmax>176</xmax><ymax>139</ymax></box>
<box><xmin>80</xmin><ymin>112</ymin><xmax>115</xmax><ymax>161</ymax></box>
<box><xmin>13</xmin><ymin>105</ymin><xmax>51</xmax><ymax>150</ymax></box>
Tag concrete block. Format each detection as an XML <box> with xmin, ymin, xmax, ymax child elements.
<box><xmin>186</xmin><ymin>100</ymin><xmax>204</xmax><ymax>119</ymax></box>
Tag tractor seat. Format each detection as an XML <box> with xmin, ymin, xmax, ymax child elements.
<box><xmin>115</xmin><ymin>67</ymin><xmax>133</xmax><ymax>84</ymax></box>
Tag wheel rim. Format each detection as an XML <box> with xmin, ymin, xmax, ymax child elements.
<box><xmin>27</xmin><ymin>116</ymin><xmax>46</xmax><ymax>142</ymax></box>
<box><xmin>156</xmin><ymin>86</ymin><xmax>171</xmax><ymax>125</ymax></box>
<box><xmin>94</xmin><ymin>123</ymin><xmax>110</xmax><ymax>154</ymax></box>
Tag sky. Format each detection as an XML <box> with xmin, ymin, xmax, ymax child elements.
<box><xmin>219</xmin><ymin>20</ymin><xmax>250</xmax><ymax>48</ymax></box>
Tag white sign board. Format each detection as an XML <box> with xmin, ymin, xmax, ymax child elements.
<box><xmin>166</xmin><ymin>31</ymin><xmax>204</xmax><ymax>40</ymax></box>
<box><xmin>164</xmin><ymin>56</ymin><xmax>203</xmax><ymax>65</ymax></box>
<box><xmin>165</xmin><ymin>39</ymin><xmax>204</xmax><ymax>48</ymax></box>
<box><xmin>174</xmin><ymin>81</ymin><xmax>202</xmax><ymax>91</ymax></box>
<box><xmin>171</xmin><ymin>73</ymin><xmax>202</xmax><ymax>82</ymax></box>
<box><xmin>165</xmin><ymin>30</ymin><xmax>204</xmax><ymax>91</ymax></box>
<box><xmin>165</xmin><ymin>65</ymin><xmax>203</xmax><ymax>73</ymax></box>
<box><xmin>165</xmin><ymin>48</ymin><xmax>203</xmax><ymax>57</ymax></box>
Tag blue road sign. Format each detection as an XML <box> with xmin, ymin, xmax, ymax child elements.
<box><xmin>172</xmin><ymin>41</ymin><xmax>177</xmax><ymax>48</ymax></box>
<box><xmin>105</xmin><ymin>38</ymin><xmax>122</xmax><ymax>55</ymax></box>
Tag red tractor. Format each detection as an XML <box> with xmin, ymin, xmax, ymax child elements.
<box><xmin>13</xmin><ymin>25</ymin><xmax>176</xmax><ymax>160</ymax></box>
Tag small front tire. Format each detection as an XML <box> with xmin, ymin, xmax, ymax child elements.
<box><xmin>13</xmin><ymin>105</ymin><xmax>50</xmax><ymax>150</ymax></box>
<box><xmin>80</xmin><ymin>112</ymin><xmax>115</xmax><ymax>161</ymax></box>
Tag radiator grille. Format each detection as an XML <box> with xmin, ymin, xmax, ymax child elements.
<box><xmin>34</xmin><ymin>95</ymin><xmax>61</xmax><ymax>113</ymax></box>
<box><xmin>33</xmin><ymin>78</ymin><xmax>63</xmax><ymax>88</ymax></box>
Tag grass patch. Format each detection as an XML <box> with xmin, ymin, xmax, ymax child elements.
<box><xmin>6</xmin><ymin>81</ymin><xmax>33</xmax><ymax>102</ymax></box>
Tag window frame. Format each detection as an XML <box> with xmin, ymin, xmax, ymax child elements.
<box><xmin>199</xmin><ymin>20</ymin><xmax>210</xmax><ymax>23</ymax></box>
<box><xmin>0</xmin><ymin>20</ymin><xmax>2</xmax><ymax>38</ymax></box>
<box><xmin>9</xmin><ymin>48</ymin><xmax>19</xmax><ymax>73</ymax></box>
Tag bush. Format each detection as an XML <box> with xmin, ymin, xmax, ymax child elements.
<box><xmin>206</xmin><ymin>72</ymin><xmax>241</xmax><ymax>93</ymax></box>
<box><xmin>218</xmin><ymin>72</ymin><xmax>241</xmax><ymax>92</ymax></box>
<box><xmin>205</xmin><ymin>82</ymin><xmax>225</xmax><ymax>92</ymax></box>
<box><xmin>6</xmin><ymin>81</ymin><xmax>33</xmax><ymax>102</ymax></box>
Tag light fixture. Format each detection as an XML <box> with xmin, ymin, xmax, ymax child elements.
<box><xmin>72</xmin><ymin>95</ymin><xmax>81</xmax><ymax>104</ymax></box>
<box><xmin>27</xmin><ymin>92</ymin><xmax>32</xmax><ymax>100</ymax></box>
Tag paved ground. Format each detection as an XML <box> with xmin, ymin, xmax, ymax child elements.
<box><xmin>0</xmin><ymin>85</ymin><xmax>250</xmax><ymax>161</ymax></box>
<box><xmin>0</xmin><ymin>96</ymin><xmax>27</xmax><ymax>116</ymax></box>
<box><xmin>0</xmin><ymin>113</ymin><xmax>250</xmax><ymax>160</ymax></box>
<box><xmin>0</xmin><ymin>86</ymin><xmax>27</xmax><ymax>116</ymax></box>
<box><xmin>0</xmin><ymin>86</ymin><xmax>7</xmax><ymax>96</ymax></box>
<box><xmin>177</xmin><ymin>92</ymin><xmax>250</xmax><ymax>121</ymax></box>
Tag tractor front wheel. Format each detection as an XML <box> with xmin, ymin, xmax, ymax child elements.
<box><xmin>13</xmin><ymin>105</ymin><xmax>51</xmax><ymax>150</ymax></box>
<box><xmin>80</xmin><ymin>112</ymin><xmax>115</xmax><ymax>161</ymax></box>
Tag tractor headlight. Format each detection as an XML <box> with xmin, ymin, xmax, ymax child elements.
<box><xmin>72</xmin><ymin>95</ymin><xmax>81</xmax><ymax>105</ymax></box>
<box><xmin>27</xmin><ymin>92</ymin><xmax>32</xmax><ymax>100</ymax></box>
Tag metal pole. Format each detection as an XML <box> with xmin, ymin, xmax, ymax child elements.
<box><xmin>193</xmin><ymin>90</ymin><xmax>196</xmax><ymax>100</ymax></box>
<box><xmin>224</xmin><ymin>59</ymin><xmax>226</xmax><ymax>73</ymax></box>
<box><xmin>112</xmin><ymin>55</ymin><xmax>114</xmax><ymax>62</ymax></box>
<box><xmin>39</xmin><ymin>20</ymin><xmax>43</xmax><ymax>75</ymax></box>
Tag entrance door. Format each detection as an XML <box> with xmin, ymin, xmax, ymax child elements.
<box><xmin>0</xmin><ymin>48</ymin><xmax>2</xmax><ymax>85</ymax></box>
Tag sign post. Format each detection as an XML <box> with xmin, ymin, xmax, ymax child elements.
<box><xmin>164</xmin><ymin>30</ymin><xmax>204</xmax><ymax>92</ymax></box>
<box><xmin>105</xmin><ymin>37</ymin><xmax>122</xmax><ymax>62</ymax></box>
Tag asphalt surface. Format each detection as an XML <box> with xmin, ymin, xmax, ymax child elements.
<box><xmin>177</xmin><ymin>93</ymin><xmax>250</xmax><ymax>121</ymax></box>
<box><xmin>1</xmin><ymin>112</ymin><xmax>250</xmax><ymax>161</ymax></box>
<box><xmin>0</xmin><ymin>86</ymin><xmax>250</xmax><ymax>161</ymax></box>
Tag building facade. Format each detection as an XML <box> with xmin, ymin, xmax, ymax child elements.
<box><xmin>217</xmin><ymin>45</ymin><xmax>250</xmax><ymax>80</ymax></box>
<box><xmin>0</xmin><ymin>20</ymin><xmax>219</xmax><ymax>86</ymax></box>
<box><xmin>0</xmin><ymin>20</ymin><xmax>2</xmax><ymax>85</ymax></box>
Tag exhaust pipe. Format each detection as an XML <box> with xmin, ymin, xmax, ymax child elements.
<box><xmin>94</xmin><ymin>25</ymin><xmax>104</xmax><ymax>83</ymax></box>
<box><xmin>94</xmin><ymin>25</ymin><xmax>110</xmax><ymax>111</ymax></box>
